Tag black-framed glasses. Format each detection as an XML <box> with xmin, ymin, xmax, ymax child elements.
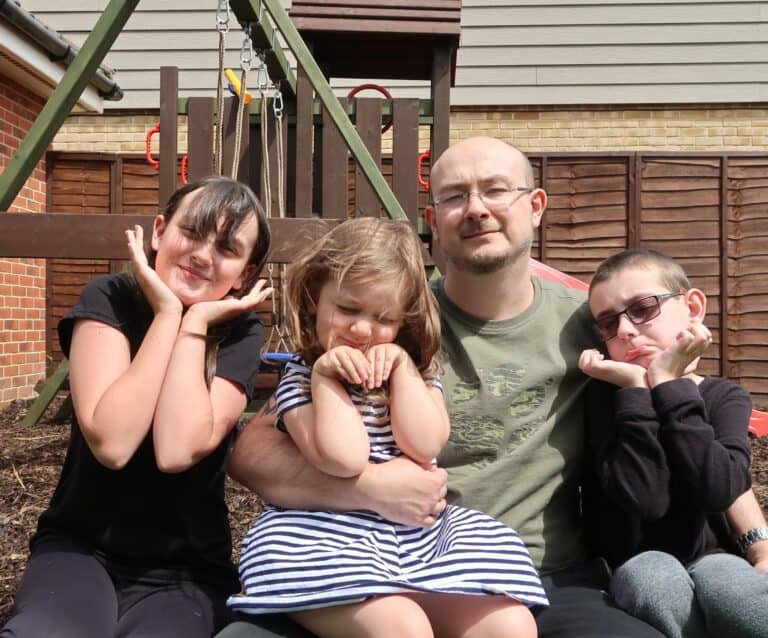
<box><xmin>594</xmin><ymin>292</ymin><xmax>683</xmax><ymax>341</ymax></box>
<box><xmin>432</xmin><ymin>186</ymin><xmax>534</xmax><ymax>214</ymax></box>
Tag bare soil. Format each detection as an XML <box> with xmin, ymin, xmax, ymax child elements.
<box><xmin>2</xmin><ymin>397</ymin><xmax>767</xmax><ymax>626</ymax></box>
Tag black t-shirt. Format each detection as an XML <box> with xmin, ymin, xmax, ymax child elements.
<box><xmin>582</xmin><ymin>376</ymin><xmax>752</xmax><ymax>568</ymax></box>
<box><xmin>33</xmin><ymin>273</ymin><xmax>264</xmax><ymax>589</ymax></box>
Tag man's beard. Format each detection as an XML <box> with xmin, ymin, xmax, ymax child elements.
<box><xmin>444</xmin><ymin>232</ymin><xmax>533</xmax><ymax>275</ymax></box>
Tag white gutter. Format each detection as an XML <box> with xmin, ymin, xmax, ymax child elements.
<box><xmin>0</xmin><ymin>20</ymin><xmax>103</xmax><ymax>113</ymax></box>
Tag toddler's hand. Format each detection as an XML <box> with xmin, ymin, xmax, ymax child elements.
<box><xmin>125</xmin><ymin>225</ymin><xmax>182</xmax><ymax>316</ymax></box>
<box><xmin>365</xmin><ymin>343</ymin><xmax>406</xmax><ymax>389</ymax></box>
<box><xmin>579</xmin><ymin>348</ymin><xmax>648</xmax><ymax>388</ymax></box>
<box><xmin>647</xmin><ymin>323</ymin><xmax>711</xmax><ymax>387</ymax></box>
<box><xmin>314</xmin><ymin>346</ymin><xmax>371</xmax><ymax>386</ymax></box>
<box><xmin>185</xmin><ymin>279</ymin><xmax>273</xmax><ymax>328</ymax></box>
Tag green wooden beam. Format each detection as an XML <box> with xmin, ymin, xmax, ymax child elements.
<box><xmin>0</xmin><ymin>0</ymin><xmax>140</xmax><ymax>212</ymax></box>
<box><xmin>228</xmin><ymin>0</ymin><xmax>296</xmax><ymax>96</ymax></box>
<box><xmin>20</xmin><ymin>359</ymin><xmax>69</xmax><ymax>428</ymax></box>
<box><xmin>257</xmin><ymin>0</ymin><xmax>408</xmax><ymax>221</ymax></box>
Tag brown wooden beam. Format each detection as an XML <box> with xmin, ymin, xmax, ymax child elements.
<box><xmin>0</xmin><ymin>213</ymin><xmax>339</xmax><ymax>263</ymax></box>
<box><xmin>294</xmin><ymin>65</ymin><xmax>314</xmax><ymax>217</ymax></box>
<box><xmin>159</xmin><ymin>67</ymin><xmax>179</xmax><ymax>206</ymax></box>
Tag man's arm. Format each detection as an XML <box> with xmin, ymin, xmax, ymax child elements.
<box><xmin>725</xmin><ymin>488</ymin><xmax>768</xmax><ymax>572</ymax></box>
<box><xmin>228</xmin><ymin>398</ymin><xmax>449</xmax><ymax>527</ymax></box>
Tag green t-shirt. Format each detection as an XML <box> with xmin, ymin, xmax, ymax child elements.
<box><xmin>433</xmin><ymin>276</ymin><xmax>596</xmax><ymax>574</ymax></box>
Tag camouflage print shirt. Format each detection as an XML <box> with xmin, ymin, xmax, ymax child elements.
<box><xmin>433</xmin><ymin>275</ymin><xmax>596</xmax><ymax>574</ymax></box>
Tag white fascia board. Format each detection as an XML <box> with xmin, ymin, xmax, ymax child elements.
<box><xmin>0</xmin><ymin>22</ymin><xmax>103</xmax><ymax>114</ymax></box>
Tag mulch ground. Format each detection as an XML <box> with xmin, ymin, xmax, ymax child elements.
<box><xmin>2</xmin><ymin>397</ymin><xmax>768</xmax><ymax>627</ymax></box>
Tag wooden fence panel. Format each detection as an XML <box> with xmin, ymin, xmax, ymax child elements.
<box><xmin>728</xmin><ymin>156</ymin><xmax>768</xmax><ymax>405</ymax></box>
<box><xmin>540</xmin><ymin>156</ymin><xmax>629</xmax><ymax>281</ymax></box>
<box><xmin>42</xmin><ymin>150</ymin><xmax>768</xmax><ymax>406</ymax></box>
<box><xmin>639</xmin><ymin>156</ymin><xmax>723</xmax><ymax>378</ymax></box>
<box><xmin>46</xmin><ymin>157</ymin><xmax>112</xmax><ymax>372</ymax></box>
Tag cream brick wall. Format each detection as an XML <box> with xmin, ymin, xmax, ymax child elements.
<box><xmin>53</xmin><ymin>114</ymin><xmax>189</xmax><ymax>154</ymax></box>
<box><xmin>449</xmin><ymin>106</ymin><xmax>768</xmax><ymax>152</ymax></box>
<box><xmin>53</xmin><ymin>105</ymin><xmax>768</xmax><ymax>155</ymax></box>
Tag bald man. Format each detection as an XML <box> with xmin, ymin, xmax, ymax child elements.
<box><xmin>218</xmin><ymin>138</ymin><xmax>663</xmax><ymax>638</ymax></box>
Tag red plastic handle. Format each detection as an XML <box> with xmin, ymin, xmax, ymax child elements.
<box><xmin>417</xmin><ymin>149</ymin><xmax>431</xmax><ymax>191</ymax></box>
<box><xmin>145</xmin><ymin>123</ymin><xmax>160</xmax><ymax>170</ymax></box>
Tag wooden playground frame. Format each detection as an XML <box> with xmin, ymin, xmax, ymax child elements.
<box><xmin>1</xmin><ymin>0</ymin><xmax>766</xmax><ymax>436</ymax></box>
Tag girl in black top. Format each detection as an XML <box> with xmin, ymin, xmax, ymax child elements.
<box><xmin>2</xmin><ymin>177</ymin><xmax>272</xmax><ymax>638</ymax></box>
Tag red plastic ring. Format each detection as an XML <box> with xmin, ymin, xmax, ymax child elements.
<box><xmin>347</xmin><ymin>84</ymin><xmax>394</xmax><ymax>134</ymax></box>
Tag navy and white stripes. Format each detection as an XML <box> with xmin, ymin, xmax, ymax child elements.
<box><xmin>228</xmin><ymin>356</ymin><xmax>547</xmax><ymax>614</ymax></box>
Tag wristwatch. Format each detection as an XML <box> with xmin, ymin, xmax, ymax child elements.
<box><xmin>737</xmin><ymin>527</ymin><xmax>768</xmax><ymax>554</ymax></box>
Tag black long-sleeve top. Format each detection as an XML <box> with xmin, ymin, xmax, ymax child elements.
<box><xmin>582</xmin><ymin>376</ymin><xmax>752</xmax><ymax>568</ymax></box>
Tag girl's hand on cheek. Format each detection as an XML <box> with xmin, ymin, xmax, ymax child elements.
<box><xmin>314</xmin><ymin>346</ymin><xmax>371</xmax><ymax>386</ymax></box>
<box><xmin>186</xmin><ymin>279</ymin><xmax>273</xmax><ymax>328</ymax></box>
<box><xmin>126</xmin><ymin>225</ymin><xmax>182</xmax><ymax>316</ymax></box>
<box><xmin>365</xmin><ymin>343</ymin><xmax>406</xmax><ymax>389</ymax></box>
<box><xmin>579</xmin><ymin>348</ymin><xmax>648</xmax><ymax>388</ymax></box>
<box><xmin>648</xmin><ymin>324</ymin><xmax>711</xmax><ymax>387</ymax></box>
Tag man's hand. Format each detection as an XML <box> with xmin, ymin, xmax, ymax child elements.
<box><xmin>360</xmin><ymin>456</ymin><xmax>448</xmax><ymax>527</ymax></box>
<box><xmin>647</xmin><ymin>323</ymin><xmax>711</xmax><ymax>387</ymax></box>
<box><xmin>746</xmin><ymin>541</ymin><xmax>768</xmax><ymax>573</ymax></box>
<box><xmin>579</xmin><ymin>348</ymin><xmax>647</xmax><ymax>388</ymax></box>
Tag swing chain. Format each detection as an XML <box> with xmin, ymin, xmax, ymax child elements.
<box><xmin>256</xmin><ymin>52</ymin><xmax>269</xmax><ymax>92</ymax></box>
<box><xmin>216</xmin><ymin>0</ymin><xmax>230</xmax><ymax>33</ymax></box>
<box><xmin>272</xmin><ymin>81</ymin><xmax>284</xmax><ymax>119</ymax></box>
<box><xmin>240</xmin><ymin>24</ymin><xmax>254</xmax><ymax>72</ymax></box>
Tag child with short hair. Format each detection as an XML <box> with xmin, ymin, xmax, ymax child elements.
<box><xmin>579</xmin><ymin>248</ymin><xmax>768</xmax><ymax>638</ymax></box>
<box><xmin>228</xmin><ymin>217</ymin><xmax>546</xmax><ymax>638</ymax></box>
<box><xmin>2</xmin><ymin>176</ymin><xmax>273</xmax><ymax>638</ymax></box>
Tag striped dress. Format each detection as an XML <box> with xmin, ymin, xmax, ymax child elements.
<box><xmin>228</xmin><ymin>357</ymin><xmax>548</xmax><ymax>614</ymax></box>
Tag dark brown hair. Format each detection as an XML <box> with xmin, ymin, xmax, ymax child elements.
<box><xmin>150</xmin><ymin>175</ymin><xmax>271</xmax><ymax>298</ymax></box>
<box><xmin>590</xmin><ymin>248</ymin><xmax>691</xmax><ymax>299</ymax></box>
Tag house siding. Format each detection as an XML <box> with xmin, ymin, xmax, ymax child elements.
<box><xmin>22</xmin><ymin>1</ymin><xmax>768</xmax><ymax>108</ymax></box>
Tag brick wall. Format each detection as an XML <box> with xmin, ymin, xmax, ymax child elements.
<box><xmin>0</xmin><ymin>77</ymin><xmax>48</xmax><ymax>406</ymax></box>
<box><xmin>53</xmin><ymin>113</ymin><xmax>188</xmax><ymax>154</ymax></box>
<box><xmin>449</xmin><ymin>105</ymin><xmax>768</xmax><ymax>152</ymax></box>
<box><xmin>52</xmin><ymin>104</ymin><xmax>768</xmax><ymax>155</ymax></box>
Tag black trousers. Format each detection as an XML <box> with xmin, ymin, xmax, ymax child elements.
<box><xmin>2</xmin><ymin>538</ymin><xmax>234</xmax><ymax>638</ymax></box>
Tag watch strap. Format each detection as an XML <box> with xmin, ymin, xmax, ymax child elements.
<box><xmin>737</xmin><ymin>526</ymin><xmax>768</xmax><ymax>554</ymax></box>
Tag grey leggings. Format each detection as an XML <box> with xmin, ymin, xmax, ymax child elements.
<box><xmin>610</xmin><ymin>550</ymin><xmax>768</xmax><ymax>638</ymax></box>
<box><xmin>1</xmin><ymin>540</ymin><xmax>234</xmax><ymax>638</ymax></box>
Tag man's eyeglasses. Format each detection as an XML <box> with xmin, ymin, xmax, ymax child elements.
<box><xmin>594</xmin><ymin>292</ymin><xmax>683</xmax><ymax>341</ymax></box>
<box><xmin>432</xmin><ymin>186</ymin><xmax>534</xmax><ymax>214</ymax></box>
